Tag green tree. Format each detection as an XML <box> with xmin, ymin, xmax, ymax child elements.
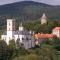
<box><xmin>0</xmin><ymin>40</ymin><xmax>11</xmax><ymax>60</ymax></box>
<box><xmin>9</xmin><ymin>39</ymin><xmax>16</xmax><ymax>49</ymax></box>
<box><xmin>8</xmin><ymin>40</ymin><xmax>16</xmax><ymax>58</ymax></box>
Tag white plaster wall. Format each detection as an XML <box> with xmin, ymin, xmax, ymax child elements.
<box><xmin>6</xmin><ymin>31</ymin><xmax>16</xmax><ymax>44</ymax></box>
<box><xmin>7</xmin><ymin>19</ymin><xmax>15</xmax><ymax>31</ymax></box>
<box><xmin>7</xmin><ymin>31</ymin><xmax>13</xmax><ymax>40</ymax></box>
<box><xmin>1</xmin><ymin>35</ymin><xmax>10</xmax><ymax>45</ymax></box>
<box><xmin>41</xmin><ymin>19</ymin><xmax>47</xmax><ymax>24</ymax></box>
<box><xmin>7</xmin><ymin>20</ymin><xmax>13</xmax><ymax>31</ymax></box>
<box><xmin>14</xmin><ymin>35</ymin><xmax>19</xmax><ymax>42</ymax></box>
<box><xmin>59</xmin><ymin>30</ymin><xmax>60</xmax><ymax>37</ymax></box>
<box><xmin>14</xmin><ymin>35</ymin><xmax>24</xmax><ymax>43</ymax></box>
<box><xmin>52</xmin><ymin>30</ymin><xmax>60</xmax><ymax>37</ymax></box>
<box><xmin>1</xmin><ymin>35</ymin><xmax>6</xmax><ymax>40</ymax></box>
<box><xmin>19</xmin><ymin>35</ymin><xmax>25</xmax><ymax>43</ymax></box>
<box><xmin>19</xmin><ymin>27</ymin><xmax>24</xmax><ymax>31</ymax></box>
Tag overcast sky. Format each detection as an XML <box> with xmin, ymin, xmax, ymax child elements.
<box><xmin>0</xmin><ymin>0</ymin><xmax>60</xmax><ymax>5</ymax></box>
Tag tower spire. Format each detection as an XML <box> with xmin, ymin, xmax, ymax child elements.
<box><xmin>19</xmin><ymin>22</ymin><xmax>24</xmax><ymax>31</ymax></box>
<box><xmin>41</xmin><ymin>13</ymin><xmax>47</xmax><ymax>19</ymax></box>
<box><xmin>20</xmin><ymin>22</ymin><xmax>23</xmax><ymax>27</ymax></box>
<box><xmin>41</xmin><ymin>13</ymin><xmax>47</xmax><ymax>24</ymax></box>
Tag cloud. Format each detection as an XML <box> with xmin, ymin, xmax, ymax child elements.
<box><xmin>0</xmin><ymin>0</ymin><xmax>60</xmax><ymax>5</ymax></box>
<box><xmin>24</xmin><ymin>0</ymin><xmax>32</xmax><ymax>1</ymax></box>
<box><xmin>0</xmin><ymin>0</ymin><xmax>24</xmax><ymax>5</ymax></box>
<box><xmin>33</xmin><ymin>0</ymin><xmax>60</xmax><ymax>5</ymax></box>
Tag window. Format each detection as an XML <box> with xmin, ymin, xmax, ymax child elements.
<box><xmin>4</xmin><ymin>37</ymin><xmax>6</xmax><ymax>41</ymax></box>
<box><xmin>9</xmin><ymin>23</ymin><xmax>10</xmax><ymax>26</ymax></box>
<box><xmin>22</xmin><ymin>38</ymin><xmax>24</xmax><ymax>40</ymax></box>
<box><xmin>9</xmin><ymin>28</ymin><xmax>10</xmax><ymax>30</ymax></box>
<box><xmin>9</xmin><ymin>37</ymin><xmax>10</xmax><ymax>40</ymax></box>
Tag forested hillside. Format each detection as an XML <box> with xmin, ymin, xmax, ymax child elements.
<box><xmin>0</xmin><ymin>1</ymin><xmax>60</xmax><ymax>35</ymax></box>
<box><xmin>0</xmin><ymin>1</ymin><xmax>60</xmax><ymax>60</ymax></box>
<box><xmin>0</xmin><ymin>1</ymin><xmax>60</xmax><ymax>27</ymax></box>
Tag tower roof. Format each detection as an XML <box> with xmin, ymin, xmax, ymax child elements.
<box><xmin>19</xmin><ymin>22</ymin><xmax>23</xmax><ymax>27</ymax></box>
<box><xmin>7</xmin><ymin>19</ymin><xmax>15</xmax><ymax>22</ymax></box>
<box><xmin>41</xmin><ymin>13</ymin><xmax>47</xmax><ymax>19</ymax></box>
<box><xmin>21</xmin><ymin>22</ymin><xmax>23</xmax><ymax>27</ymax></box>
<box><xmin>53</xmin><ymin>27</ymin><xmax>60</xmax><ymax>30</ymax></box>
<box><xmin>33</xmin><ymin>33</ymin><xmax>56</xmax><ymax>39</ymax></box>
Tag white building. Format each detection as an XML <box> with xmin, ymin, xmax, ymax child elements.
<box><xmin>52</xmin><ymin>27</ymin><xmax>60</xmax><ymax>38</ymax></box>
<box><xmin>41</xmin><ymin>13</ymin><xmax>47</xmax><ymax>24</ymax></box>
<box><xmin>1</xmin><ymin>19</ymin><xmax>35</xmax><ymax>49</ymax></box>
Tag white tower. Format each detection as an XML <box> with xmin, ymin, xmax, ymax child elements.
<box><xmin>19</xmin><ymin>22</ymin><xmax>24</xmax><ymax>31</ymax></box>
<box><xmin>41</xmin><ymin>13</ymin><xmax>47</xmax><ymax>24</ymax></box>
<box><xmin>6</xmin><ymin>19</ymin><xmax>15</xmax><ymax>44</ymax></box>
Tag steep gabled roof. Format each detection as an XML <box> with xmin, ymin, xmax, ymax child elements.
<box><xmin>34</xmin><ymin>33</ymin><xmax>56</xmax><ymax>39</ymax></box>
<box><xmin>53</xmin><ymin>27</ymin><xmax>60</xmax><ymax>30</ymax></box>
<box><xmin>41</xmin><ymin>13</ymin><xmax>47</xmax><ymax>19</ymax></box>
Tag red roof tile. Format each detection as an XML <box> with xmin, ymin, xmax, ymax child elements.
<box><xmin>34</xmin><ymin>33</ymin><xmax>56</xmax><ymax>39</ymax></box>
<box><xmin>53</xmin><ymin>27</ymin><xmax>60</xmax><ymax>30</ymax></box>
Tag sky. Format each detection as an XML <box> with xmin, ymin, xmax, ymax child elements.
<box><xmin>0</xmin><ymin>0</ymin><xmax>60</xmax><ymax>5</ymax></box>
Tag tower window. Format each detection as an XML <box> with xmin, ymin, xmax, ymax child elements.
<box><xmin>4</xmin><ymin>37</ymin><xmax>6</xmax><ymax>40</ymax></box>
<box><xmin>9</xmin><ymin>23</ymin><xmax>10</xmax><ymax>26</ymax></box>
<box><xmin>9</xmin><ymin>37</ymin><xmax>10</xmax><ymax>40</ymax></box>
<box><xmin>9</xmin><ymin>28</ymin><xmax>10</xmax><ymax>30</ymax></box>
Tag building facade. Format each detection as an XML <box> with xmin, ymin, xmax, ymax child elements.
<box><xmin>52</xmin><ymin>27</ymin><xmax>60</xmax><ymax>38</ymax></box>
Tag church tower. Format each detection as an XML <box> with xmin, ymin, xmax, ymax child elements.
<box><xmin>7</xmin><ymin>19</ymin><xmax>15</xmax><ymax>44</ymax></box>
<box><xmin>41</xmin><ymin>13</ymin><xmax>47</xmax><ymax>24</ymax></box>
<box><xmin>19</xmin><ymin>22</ymin><xmax>24</xmax><ymax>31</ymax></box>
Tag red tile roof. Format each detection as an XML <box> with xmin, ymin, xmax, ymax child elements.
<box><xmin>53</xmin><ymin>27</ymin><xmax>60</xmax><ymax>30</ymax></box>
<box><xmin>34</xmin><ymin>33</ymin><xmax>56</xmax><ymax>39</ymax></box>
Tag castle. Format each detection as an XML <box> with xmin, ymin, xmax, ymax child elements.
<box><xmin>1</xmin><ymin>19</ymin><xmax>35</xmax><ymax>49</ymax></box>
<box><xmin>1</xmin><ymin>13</ymin><xmax>47</xmax><ymax>45</ymax></box>
<box><xmin>1</xmin><ymin>13</ymin><xmax>60</xmax><ymax>49</ymax></box>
